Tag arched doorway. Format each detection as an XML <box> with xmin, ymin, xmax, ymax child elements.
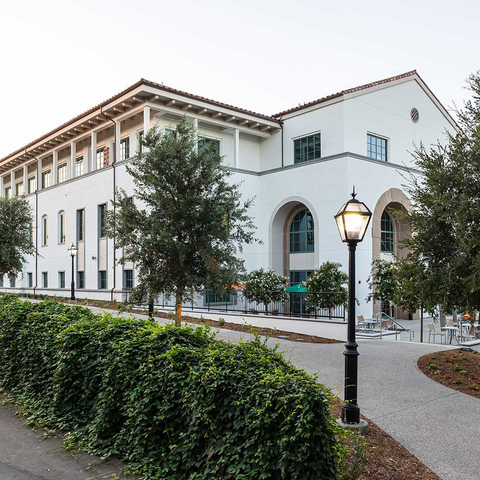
<box><xmin>372</xmin><ymin>188</ymin><xmax>413</xmax><ymax>319</ymax></box>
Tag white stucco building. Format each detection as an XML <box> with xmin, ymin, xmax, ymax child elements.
<box><xmin>0</xmin><ymin>70</ymin><xmax>457</xmax><ymax>318</ymax></box>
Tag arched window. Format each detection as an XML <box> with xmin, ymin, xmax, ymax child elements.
<box><xmin>58</xmin><ymin>211</ymin><xmax>66</xmax><ymax>244</ymax></box>
<box><xmin>380</xmin><ymin>211</ymin><xmax>394</xmax><ymax>253</ymax></box>
<box><xmin>41</xmin><ymin>215</ymin><xmax>48</xmax><ymax>246</ymax></box>
<box><xmin>290</xmin><ymin>209</ymin><xmax>314</xmax><ymax>253</ymax></box>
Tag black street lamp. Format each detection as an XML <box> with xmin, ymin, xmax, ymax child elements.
<box><xmin>68</xmin><ymin>243</ymin><xmax>78</xmax><ymax>304</ymax></box>
<box><xmin>334</xmin><ymin>189</ymin><xmax>372</xmax><ymax>427</ymax></box>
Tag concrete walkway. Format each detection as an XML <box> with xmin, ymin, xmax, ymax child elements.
<box><xmin>1</xmin><ymin>303</ymin><xmax>479</xmax><ymax>480</ymax></box>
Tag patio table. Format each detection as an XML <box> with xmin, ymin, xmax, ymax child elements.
<box><xmin>443</xmin><ymin>326</ymin><xmax>459</xmax><ymax>344</ymax></box>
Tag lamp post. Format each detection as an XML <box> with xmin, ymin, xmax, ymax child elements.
<box><xmin>334</xmin><ymin>189</ymin><xmax>372</xmax><ymax>427</ymax></box>
<box><xmin>68</xmin><ymin>243</ymin><xmax>78</xmax><ymax>304</ymax></box>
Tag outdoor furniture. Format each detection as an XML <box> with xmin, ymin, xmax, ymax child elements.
<box><xmin>357</xmin><ymin>316</ymin><xmax>366</xmax><ymax>332</ymax></box>
<box><xmin>460</xmin><ymin>326</ymin><xmax>476</xmax><ymax>343</ymax></box>
<box><xmin>428</xmin><ymin>323</ymin><xmax>446</xmax><ymax>344</ymax></box>
<box><xmin>443</xmin><ymin>325</ymin><xmax>459</xmax><ymax>344</ymax></box>
<box><xmin>363</xmin><ymin>318</ymin><xmax>378</xmax><ymax>332</ymax></box>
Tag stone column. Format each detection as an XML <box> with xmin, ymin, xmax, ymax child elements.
<box><xmin>233</xmin><ymin>128</ymin><xmax>240</xmax><ymax>168</ymax></box>
<box><xmin>52</xmin><ymin>150</ymin><xmax>58</xmax><ymax>185</ymax></box>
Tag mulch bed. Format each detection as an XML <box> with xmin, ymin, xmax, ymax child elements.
<box><xmin>330</xmin><ymin>399</ymin><xmax>440</xmax><ymax>480</ymax></box>
<box><xmin>418</xmin><ymin>349</ymin><xmax>480</xmax><ymax>399</ymax></box>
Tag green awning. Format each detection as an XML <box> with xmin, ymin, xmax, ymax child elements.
<box><xmin>286</xmin><ymin>284</ymin><xmax>308</xmax><ymax>293</ymax></box>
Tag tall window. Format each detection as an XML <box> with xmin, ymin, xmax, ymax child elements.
<box><xmin>0</xmin><ymin>277</ymin><xmax>3</xmax><ymax>287</ymax></box>
<box><xmin>57</xmin><ymin>164</ymin><xmax>67</xmax><ymax>183</ymax></box>
<box><xmin>42</xmin><ymin>170</ymin><xmax>51</xmax><ymax>189</ymax></box>
<box><xmin>138</xmin><ymin>130</ymin><xmax>144</xmax><ymax>154</ymax></box>
<box><xmin>42</xmin><ymin>272</ymin><xmax>48</xmax><ymax>288</ymax></box>
<box><xmin>75</xmin><ymin>156</ymin><xmax>84</xmax><ymax>177</ymax></box>
<box><xmin>96</xmin><ymin>147</ymin><xmax>106</xmax><ymax>169</ymax></box>
<box><xmin>58</xmin><ymin>211</ymin><xmax>66</xmax><ymax>244</ymax></box>
<box><xmin>5</xmin><ymin>186</ymin><xmax>11</xmax><ymax>199</ymax></box>
<box><xmin>9</xmin><ymin>275</ymin><xmax>15</xmax><ymax>288</ymax></box>
<box><xmin>120</xmin><ymin>137</ymin><xmax>130</xmax><ymax>161</ymax></box>
<box><xmin>123</xmin><ymin>269</ymin><xmax>133</xmax><ymax>289</ymax></box>
<box><xmin>77</xmin><ymin>209</ymin><xmax>85</xmax><ymax>241</ymax></box>
<box><xmin>367</xmin><ymin>134</ymin><xmax>388</xmax><ymax>162</ymax></box>
<box><xmin>58</xmin><ymin>271</ymin><xmax>65</xmax><ymax>289</ymax></box>
<box><xmin>294</xmin><ymin>133</ymin><xmax>321</xmax><ymax>164</ymax></box>
<box><xmin>41</xmin><ymin>215</ymin><xmax>48</xmax><ymax>246</ymax></box>
<box><xmin>381</xmin><ymin>211</ymin><xmax>394</xmax><ymax>253</ymax></box>
<box><xmin>98</xmin><ymin>271</ymin><xmax>107</xmax><ymax>290</ymax></box>
<box><xmin>77</xmin><ymin>271</ymin><xmax>85</xmax><ymax>289</ymax></box>
<box><xmin>27</xmin><ymin>273</ymin><xmax>33</xmax><ymax>288</ymax></box>
<box><xmin>290</xmin><ymin>270</ymin><xmax>313</xmax><ymax>286</ymax></box>
<box><xmin>198</xmin><ymin>137</ymin><xmax>220</xmax><ymax>155</ymax></box>
<box><xmin>290</xmin><ymin>209</ymin><xmax>314</xmax><ymax>253</ymax></box>
<box><xmin>16</xmin><ymin>182</ymin><xmax>24</xmax><ymax>196</ymax></box>
<box><xmin>28</xmin><ymin>176</ymin><xmax>36</xmax><ymax>194</ymax></box>
<box><xmin>98</xmin><ymin>204</ymin><xmax>107</xmax><ymax>238</ymax></box>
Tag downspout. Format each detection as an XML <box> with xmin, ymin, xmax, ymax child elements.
<box><xmin>280</xmin><ymin>119</ymin><xmax>284</xmax><ymax>167</ymax></box>
<box><xmin>101</xmin><ymin>107</ymin><xmax>117</xmax><ymax>302</ymax></box>
<box><xmin>23</xmin><ymin>149</ymin><xmax>39</xmax><ymax>295</ymax></box>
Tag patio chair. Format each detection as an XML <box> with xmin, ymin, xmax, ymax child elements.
<box><xmin>387</xmin><ymin>318</ymin><xmax>394</xmax><ymax>330</ymax></box>
<box><xmin>460</xmin><ymin>326</ymin><xmax>476</xmax><ymax>343</ymax></box>
<box><xmin>427</xmin><ymin>323</ymin><xmax>446</xmax><ymax>344</ymax></box>
<box><xmin>357</xmin><ymin>316</ymin><xmax>366</xmax><ymax>332</ymax></box>
<box><xmin>446</xmin><ymin>320</ymin><xmax>454</xmax><ymax>327</ymax></box>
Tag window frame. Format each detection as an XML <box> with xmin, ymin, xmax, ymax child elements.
<box><xmin>98</xmin><ymin>270</ymin><xmax>107</xmax><ymax>290</ymax></box>
<box><xmin>198</xmin><ymin>136</ymin><xmax>220</xmax><ymax>156</ymax></box>
<box><xmin>289</xmin><ymin>208</ymin><xmax>315</xmax><ymax>254</ymax></box>
<box><xmin>98</xmin><ymin>204</ymin><xmax>107</xmax><ymax>239</ymax></box>
<box><xmin>27</xmin><ymin>272</ymin><xmax>33</xmax><ymax>288</ymax></box>
<box><xmin>16</xmin><ymin>182</ymin><xmax>24</xmax><ymax>196</ymax></box>
<box><xmin>42</xmin><ymin>272</ymin><xmax>48</xmax><ymax>288</ymax></box>
<box><xmin>380</xmin><ymin>210</ymin><xmax>394</xmax><ymax>253</ymax></box>
<box><xmin>57</xmin><ymin>163</ymin><xmax>67</xmax><ymax>183</ymax></box>
<box><xmin>367</xmin><ymin>133</ymin><xmax>388</xmax><ymax>162</ymax></box>
<box><xmin>120</xmin><ymin>137</ymin><xmax>130</xmax><ymax>161</ymax></box>
<box><xmin>58</xmin><ymin>211</ymin><xmax>66</xmax><ymax>244</ymax></box>
<box><xmin>123</xmin><ymin>269</ymin><xmax>133</xmax><ymax>289</ymax></box>
<box><xmin>75</xmin><ymin>156</ymin><xmax>84</xmax><ymax>177</ymax></box>
<box><xmin>42</xmin><ymin>170</ymin><xmax>52</xmax><ymax>189</ymax></box>
<box><xmin>293</xmin><ymin>131</ymin><xmax>321</xmax><ymax>164</ymax></box>
<box><xmin>76</xmin><ymin>209</ymin><xmax>85</xmax><ymax>242</ymax></box>
<box><xmin>77</xmin><ymin>271</ymin><xmax>85</xmax><ymax>289</ymax></box>
<box><xmin>58</xmin><ymin>271</ymin><xmax>66</xmax><ymax>289</ymax></box>
<box><xmin>96</xmin><ymin>147</ymin><xmax>106</xmax><ymax>170</ymax></box>
<box><xmin>28</xmin><ymin>176</ymin><xmax>36</xmax><ymax>194</ymax></box>
<box><xmin>41</xmin><ymin>215</ymin><xmax>49</xmax><ymax>246</ymax></box>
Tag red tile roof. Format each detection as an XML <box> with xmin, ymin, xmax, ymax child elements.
<box><xmin>273</xmin><ymin>70</ymin><xmax>418</xmax><ymax>117</ymax></box>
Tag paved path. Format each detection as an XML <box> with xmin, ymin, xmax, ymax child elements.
<box><xmin>2</xmin><ymin>303</ymin><xmax>480</xmax><ymax>480</ymax></box>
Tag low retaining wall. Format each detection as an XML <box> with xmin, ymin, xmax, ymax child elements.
<box><xmin>158</xmin><ymin>307</ymin><xmax>348</xmax><ymax>341</ymax></box>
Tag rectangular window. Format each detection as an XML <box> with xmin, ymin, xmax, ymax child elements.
<box><xmin>96</xmin><ymin>147</ymin><xmax>106</xmax><ymax>169</ymax></box>
<box><xmin>0</xmin><ymin>277</ymin><xmax>4</xmax><ymax>287</ymax></box>
<box><xmin>205</xmin><ymin>287</ymin><xmax>232</xmax><ymax>304</ymax></box>
<box><xmin>9</xmin><ymin>275</ymin><xmax>15</xmax><ymax>288</ymax></box>
<box><xmin>289</xmin><ymin>270</ymin><xmax>314</xmax><ymax>286</ymax></box>
<box><xmin>59</xmin><ymin>212</ymin><xmax>66</xmax><ymax>244</ymax></box>
<box><xmin>57</xmin><ymin>164</ymin><xmax>67</xmax><ymax>183</ymax></box>
<box><xmin>28</xmin><ymin>176</ymin><xmax>36</xmax><ymax>194</ymax></box>
<box><xmin>367</xmin><ymin>134</ymin><xmax>388</xmax><ymax>162</ymax></box>
<box><xmin>138</xmin><ymin>130</ymin><xmax>144</xmax><ymax>154</ymax></box>
<box><xmin>77</xmin><ymin>271</ymin><xmax>85</xmax><ymax>289</ymax></box>
<box><xmin>42</xmin><ymin>170</ymin><xmax>51</xmax><ymax>189</ymax></box>
<box><xmin>27</xmin><ymin>272</ymin><xmax>33</xmax><ymax>288</ymax></box>
<box><xmin>75</xmin><ymin>156</ymin><xmax>84</xmax><ymax>177</ymax></box>
<box><xmin>98</xmin><ymin>271</ymin><xmax>107</xmax><ymax>290</ymax></box>
<box><xmin>5</xmin><ymin>186</ymin><xmax>11</xmax><ymax>199</ymax></box>
<box><xmin>42</xmin><ymin>216</ymin><xmax>48</xmax><ymax>246</ymax></box>
<box><xmin>198</xmin><ymin>137</ymin><xmax>220</xmax><ymax>155</ymax></box>
<box><xmin>59</xmin><ymin>271</ymin><xmax>65</xmax><ymax>289</ymax></box>
<box><xmin>42</xmin><ymin>272</ymin><xmax>48</xmax><ymax>288</ymax></box>
<box><xmin>123</xmin><ymin>269</ymin><xmax>133</xmax><ymax>289</ymax></box>
<box><xmin>76</xmin><ymin>209</ymin><xmax>85</xmax><ymax>241</ymax></box>
<box><xmin>120</xmin><ymin>137</ymin><xmax>130</xmax><ymax>161</ymax></box>
<box><xmin>98</xmin><ymin>204</ymin><xmax>107</xmax><ymax>238</ymax></box>
<box><xmin>16</xmin><ymin>182</ymin><xmax>24</xmax><ymax>196</ymax></box>
<box><xmin>294</xmin><ymin>133</ymin><xmax>321</xmax><ymax>164</ymax></box>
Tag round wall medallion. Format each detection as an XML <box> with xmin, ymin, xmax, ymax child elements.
<box><xmin>411</xmin><ymin>108</ymin><xmax>419</xmax><ymax>123</ymax></box>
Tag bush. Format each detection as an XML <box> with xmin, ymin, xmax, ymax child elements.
<box><xmin>0</xmin><ymin>295</ymin><xmax>342</xmax><ymax>479</ymax></box>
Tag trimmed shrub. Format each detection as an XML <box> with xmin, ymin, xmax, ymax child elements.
<box><xmin>0</xmin><ymin>295</ymin><xmax>342</xmax><ymax>479</ymax></box>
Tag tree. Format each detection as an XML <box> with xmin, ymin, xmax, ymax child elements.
<box><xmin>106</xmin><ymin>118</ymin><xmax>257</xmax><ymax>325</ymax></box>
<box><xmin>242</xmin><ymin>268</ymin><xmax>288</xmax><ymax>315</ymax></box>
<box><xmin>400</xmin><ymin>71</ymin><xmax>480</xmax><ymax>316</ymax></box>
<box><xmin>0</xmin><ymin>196</ymin><xmax>35</xmax><ymax>278</ymax></box>
<box><xmin>367</xmin><ymin>259</ymin><xmax>397</xmax><ymax>319</ymax></box>
<box><xmin>304</xmin><ymin>262</ymin><xmax>348</xmax><ymax>319</ymax></box>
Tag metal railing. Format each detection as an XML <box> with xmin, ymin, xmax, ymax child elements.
<box><xmin>151</xmin><ymin>290</ymin><xmax>346</xmax><ymax>321</ymax></box>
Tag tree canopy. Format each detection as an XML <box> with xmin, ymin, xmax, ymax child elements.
<box><xmin>0</xmin><ymin>196</ymin><xmax>35</xmax><ymax>278</ymax></box>
<box><xmin>400</xmin><ymin>71</ymin><xmax>480</xmax><ymax>315</ymax></box>
<box><xmin>242</xmin><ymin>268</ymin><xmax>288</xmax><ymax>314</ymax></box>
<box><xmin>106</xmin><ymin>117</ymin><xmax>257</xmax><ymax>324</ymax></box>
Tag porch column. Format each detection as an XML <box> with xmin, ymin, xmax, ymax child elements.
<box><xmin>91</xmin><ymin>132</ymin><xmax>97</xmax><ymax>171</ymax></box>
<box><xmin>70</xmin><ymin>142</ymin><xmax>76</xmax><ymax>179</ymax></box>
<box><xmin>10</xmin><ymin>170</ymin><xmax>15</xmax><ymax>196</ymax></box>
<box><xmin>143</xmin><ymin>106</ymin><xmax>151</xmax><ymax>134</ymax></box>
<box><xmin>0</xmin><ymin>175</ymin><xmax>3</xmax><ymax>197</ymax></box>
<box><xmin>37</xmin><ymin>158</ymin><xmax>42</xmax><ymax>190</ymax></box>
<box><xmin>115</xmin><ymin>121</ymin><xmax>121</xmax><ymax>163</ymax></box>
<box><xmin>23</xmin><ymin>164</ymin><xmax>28</xmax><ymax>194</ymax></box>
<box><xmin>52</xmin><ymin>150</ymin><xmax>58</xmax><ymax>185</ymax></box>
<box><xmin>233</xmin><ymin>128</ymin><xmax>240</xmax><ymax>168</ymax></box>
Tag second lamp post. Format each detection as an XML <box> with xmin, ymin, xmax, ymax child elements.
<box><xmin>68</xmin><ymin>243</ymin><xmax>78</xmax><ymax>304</ymax></box>
<box><xmin>335</xmin><ymin>189</ymin><xmax>372</xmax><ymax>427</ymax></box>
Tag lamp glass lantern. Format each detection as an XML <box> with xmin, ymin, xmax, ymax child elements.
<box><xmin>335</xmin><ymin>195</ymin><xmax>372</xmax><ymax>243</ymax></box>
<box><xmin>68</xmin><ymin>244</ymin><xmax>78</xmax><ymax>257</ymax></box>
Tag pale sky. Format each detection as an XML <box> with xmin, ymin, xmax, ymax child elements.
<box><xmin>1</xmin><ymin>0</ymin><xmax>478</xmax><ymax>158</ymax></box>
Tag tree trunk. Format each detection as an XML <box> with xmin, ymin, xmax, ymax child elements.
<box><xmin>389</xmin><ymin>303</ymin><xmax>393</xmax><ymax>320</ymax></box>
<box><xmin>148</xmin><ymin>298</ymin><xmax>154</xmax><ymax>320</ymax></box>
<box><xmin>420</xmin><ymin>304</ymin><xmax>424</xmax><ymax>343</ymax></box>
<box><xmin>264</xmin><ymin>303</ymin><xmax>269</xmax><ymax>316</ymax></box>
<box><xmin>175</xmin><ymin>290</ymin><xmax>182</xmax><ymax>327</ymax></box>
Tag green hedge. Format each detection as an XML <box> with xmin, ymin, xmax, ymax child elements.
<box><xmin>0</xmin><ymin>295</ymin><xmax>342</xmax><ymax>479</ymax></box>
